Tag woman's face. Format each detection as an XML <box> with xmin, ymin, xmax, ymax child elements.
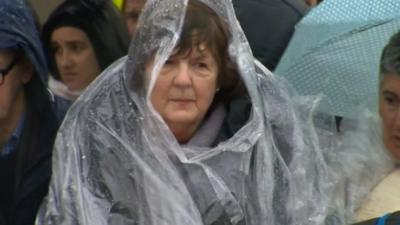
<box><xmin>0</xmin><ymin>49</ymin><xmax>32</xmax><ymax>123</ymax></box>
<box><xmin>379</xmin><ymin>73</ymin><xmax>400</xmax><ymax>160</ymax></box>
<box><xmin>123</xmin><ymin>0</ymin><xmax>146</xmax><ymax>37</ymax></box>
<box><xmin>147</xmin><ymin>45</ymin><xmax>219</xmax><ymax>142</ymax></box>
<box><xmin>51</xmin><ymin>26</ymin><xmax>101</xmax><ymax>91</ymax></box>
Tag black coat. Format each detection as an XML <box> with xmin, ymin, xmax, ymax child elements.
<box><xmin>0</xmin><ymin>95</ymin><xmax>70</xmax><ymax>225</ymax></box>
<box><xmin>232</xmin><ymin>0</ymin><xmax>309</xmax><ymax>71</ymax></box>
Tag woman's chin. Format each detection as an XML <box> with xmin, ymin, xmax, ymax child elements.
<box><xmin>166</xmin><ymin>115</ymin><xmax>197</xmax><ymax>126</ymax></box>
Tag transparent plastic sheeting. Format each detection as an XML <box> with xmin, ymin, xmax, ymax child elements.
<box><xmin>275</xmin><ymin>0</ymin><xmax>400</xmax><ymax>119</ymax></box>
<box><xmin>37</xmin><ymin>0</ymin><xmax>397</xmax><ymax>224</ymax></box>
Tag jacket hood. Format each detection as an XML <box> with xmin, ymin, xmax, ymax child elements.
<box><xmin>0</xmin><ymin>0</ymin><xmax>48</xmax><ymax>83</ymax></box>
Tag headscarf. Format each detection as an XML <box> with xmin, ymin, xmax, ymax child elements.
<box><xmin>0</xmin><ymin>0</ymin><xmax>48</xmax><ymax>82</ymax></box>
<box><xmin>37</xmin><ymin>0</ymin><xmax>395</xmax><ymax>224</ymax></box>
<box><xmin>41</xmin><ymin>0</ymin><xmax>130</xmax><ymax>80</ymax></box>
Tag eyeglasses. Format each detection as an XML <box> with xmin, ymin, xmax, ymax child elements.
<box><xmin>0</xmin><ymin>54</ymin><xmax>21</xmax><ymax>85</ymax></box>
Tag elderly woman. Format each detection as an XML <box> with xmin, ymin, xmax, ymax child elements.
<box><xmin>350</xmin><ymin>31</ymin><xmax>400</xmax><ymax>224</ymax></box>
<box><xmin>36</xmin><ymin>0</ymin><xmax>366</xmax><ymax>225</ymax></box>
<box><xmin>41</xmin><ymin>0</ymin><xmax>130</xmax><ymax>100</ymax></box>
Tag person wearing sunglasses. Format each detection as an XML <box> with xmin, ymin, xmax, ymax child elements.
<box><xmin>0</xmin><ymin>1</ymin><xmax>70</xmax><ymax>225</ymax></box>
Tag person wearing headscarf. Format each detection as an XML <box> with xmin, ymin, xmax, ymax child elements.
<box><xmin>0</xmin><ymin>0</ymin><xmax>70</xmax><ymax>225</ymax></box>
<box><xmin>36</xmin><ymin>0</ymin><xmax>393</xmax><ymax>225</ymax></box>
<box><xmin>42</xmin><ymin>0</ymin><xmax>130</xmax><ymax>100</ymax></box>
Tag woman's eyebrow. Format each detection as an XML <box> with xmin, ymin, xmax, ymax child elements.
<box><xmin>65</xmin><ymin>40</ymin><xmax>85</xmax><ymax>45</ymax></box>
<box><xmin>382</xmin><ymin>90</ymin><xmax>399</xmax><ymax>98</ymax></box>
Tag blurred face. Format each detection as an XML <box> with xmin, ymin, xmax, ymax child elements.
<box><xmin>51</xmin><ymin>26</ymin><xmax>101</xmax><ymax>91</ymax></box>
<box><xmin>147</xmin><ymin>46</ymin><xmax>219</xmax><ymax>143</ymax></box>
<box><xmin>304</xmin><ymin>0</ymin><xmax>319</xmax><ymax>6</ymax></box>
<box><xmin>0</xmin><ymin>49</ymin><xmax>32</xmax><ymax>122</ymax></box>
<box><xmin>379</xmin><ymin>73</ymin><xmax>400</xmax><ymax>160</ymax></box>
<box><xmin>124</xmin><ymin>0</ymin><xmax>146</xmax><ymax>36</ymax></box>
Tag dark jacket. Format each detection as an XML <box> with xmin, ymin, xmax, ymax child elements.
<box><xmin>0</xmin><ymin>94</ymin><xmax>70</xmax><ymax>225</ymax></box>
<box><xmin>352</xmin><ymin>211</ymin><xmax>400</xmax><ymax>225</ymax></box>
<box><xmin>0</xmin><ymin>1</ymin><xmax>71</xmax><ymax>224</ymax></box>
<box><xmin>232</xmin><ymin>0</ymin><xmax>309</xmax><ymax>71</ymax></box>
<box><xmin>42</xmin><ymin>0</ymin><xmax>130</xmax><ymax>80</ymax></box>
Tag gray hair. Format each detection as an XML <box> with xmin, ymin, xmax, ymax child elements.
<box><xmin>379</xmin><ymin>30</ymin><xmax>400</xmax><ymax>87</ymax></box>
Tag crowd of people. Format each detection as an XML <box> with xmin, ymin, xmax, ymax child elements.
<box><xmin>0</xmin><ymin>0</ymin><xmax>398</xmax><ymax>225</ymax></box>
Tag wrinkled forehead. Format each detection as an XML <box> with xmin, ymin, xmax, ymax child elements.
<box><xmin>380</xmin><ymin>72</ymin><xmax>400</xmax><ymax>90</ymax></box>
<box><xmin>171</xmin><ymin>42</ymin><xmax>210</xmax><ymax>55</ymax></box>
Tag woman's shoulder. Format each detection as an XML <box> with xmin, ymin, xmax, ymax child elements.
<box><xmin>355</xmin><ymin>169</ymin><xmax>400</xmax><ymax>222</ymax></box>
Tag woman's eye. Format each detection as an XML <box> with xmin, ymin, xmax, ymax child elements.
<box><xmin>52</xmin><ymin>45</ymin><xmax>61</xmax><ymax>55</ymax></box>
<box><xmin>160</xmin><ymin>59</ymin><xmax>176</xmax><ymax>73</ymax></box>
<box><xmin>383</xmin><ymin>95</ymin><xmax>399</xmax><ymax>110</ymax></box>
<box><xmin>385</xmin><ymin>96</ymin><xmax>395</xmax><ymax>105</ymax></box>
<box><xmin>193</xmin><ymin>62</ymin><xmax>209</xmax><ymax>70</ymax></box>
<box><xmin>70</xmin><ymin>44</ymin><xmax>84</xmax><ymax>53</ymax></box>
<box><xmin>164</xmin><ymin>59</ymin><xmax>174</xmax><ymax>65</ymax></box>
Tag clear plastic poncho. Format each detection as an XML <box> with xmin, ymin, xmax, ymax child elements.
<box><xmin>37</xmin><ymin>0</ymin><xmax>397</xmax><ymax>224</ymax></box>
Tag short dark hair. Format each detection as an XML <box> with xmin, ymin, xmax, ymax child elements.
<box><xmin>172</xmin><ymin>0</ymin><xmax>246</xmax><ymax>105</ymax></box>
<box><xmin>379</xmin><ymin>31</ymin><xmax>400</xmax><ymax>85</ymax></box>
<box><xmin>42</xmin><ymin>0</ymin><xmax>129</xmax><ymax>80</ymax></box>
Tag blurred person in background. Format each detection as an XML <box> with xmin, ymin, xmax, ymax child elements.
<box><xmin>351</xmin><ymin>30</ymin><xmax>400</xmax><ymax>225</ymax></box>
<box><xmin>42</xmin><ymin>0</ymin><xmax>130</xmax><ymax>100</ymax></box>
<box><xmin>232</xmin><ymin>0</ymin><xmax>309</xmax><ymax>71</ymax></box>
<box><xmin>121</xmin><ymin>0</ymin><xmax>147</xmax><ymax>37</ymax></box>
<box><xmin>0</xmin><ymin>0</ymin><xmax>70</xmax><ymax>224</ymax></box>
<box><xmin>304</xmin><ymin>0</ymin><xmax>323</xmax><ymax>7</ymax></box>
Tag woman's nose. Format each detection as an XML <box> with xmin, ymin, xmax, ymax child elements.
<box><xmin>173</xmin><ymin>63</ymin><xmax>192</xmax><ymax>87</ymax></box>
<box><xmin>393</xmin><ymin>109</ymin><xmax>400</xmax><ymax>129</ymax></box>
<box><xmin>58</xmin><ymin>50</ymin><xmax>73</xmax><ymax>68</ymax></box>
